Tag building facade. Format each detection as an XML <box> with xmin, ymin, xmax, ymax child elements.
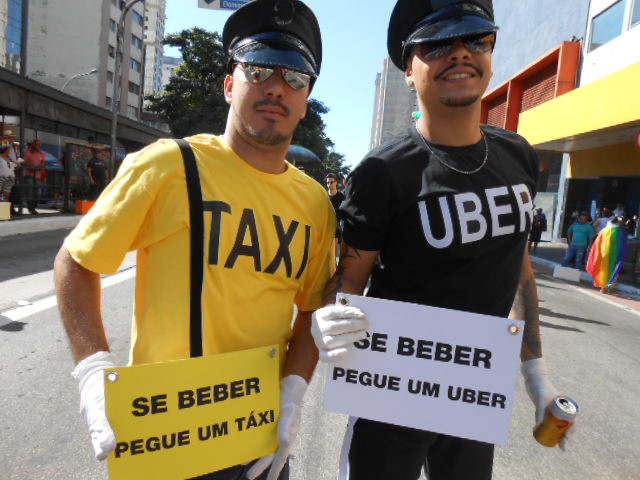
<box><xmin>160</xmin><ymin>54</ymin><xmax>181</xmax><ymax>89</ymax></box>
<box><xmin>483</xmin><ymin>0</ymin><xmax>640</xmax><ymax>240</ymax></box>
<box><xmin>26</xmin><ymin>0</ymin><xmax>146</xmax><ymax>120</ymax></box>
<box><xmin>369</xmin><ymin>57</ymin><xmax>417</xmax><ymax>150</ymax></box>
<box><xmin>143</xmin><ymin>0</ymin><xmax>166</xmax><ymax>98</ymax></box>
<box><xmin>0</xmin><ymin>0</ymin><xmax>24</xmax><ymax>74</ymax></box>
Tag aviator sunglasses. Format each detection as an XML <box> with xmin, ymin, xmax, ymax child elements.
<box><xmin>237</xmin><ymin>63</ymin><xmax>312</xmax><ymax>91</ymax></box>
<box><xmin>418</xmin><ymin>32</ymin><xmax>496</xmax><ymax>61</ymax></box>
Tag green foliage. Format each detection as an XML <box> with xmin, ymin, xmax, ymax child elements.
<box><xmin>146</xmin><ymin>28</ymin><xmax>228</xmax><ymax>137</ymax></box>
<box><xmin>145</xmin><ymin>27</ymin><xmax>350</xmax><ymax>182</ymax></box>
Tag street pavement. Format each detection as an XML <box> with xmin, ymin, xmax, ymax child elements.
<box><xmin>1</xmin><ymin>218</ymin><xmax>640</xmax><ymax>479</ymax></box>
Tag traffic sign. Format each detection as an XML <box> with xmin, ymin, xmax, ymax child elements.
<box><xmin>198</xmin><ymin>0</ymin><xmax>254</xmax><ymax>10</ymax></box>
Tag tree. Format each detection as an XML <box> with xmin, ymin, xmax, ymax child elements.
<box><xmin>146</xmin><ymin>28</ymin><xmax>228</xmax><ymax>137</ymax></box>
<box><xmin>146</xmin><ymin>28</ymin><xmax>350</xmax><ymax>181</ymax></box>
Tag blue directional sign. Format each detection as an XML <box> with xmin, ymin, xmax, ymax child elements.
<box><xmin>198</xmin><ymin>0</ymin><xmax>253</xmax><ymax>10</ymax></box>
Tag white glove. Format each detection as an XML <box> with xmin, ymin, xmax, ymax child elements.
<box><xmin>521</xmin><ymin>358</ymin><xmax>574</xmax><ymax>451</ymax></box>
<box><xmin>246</xmin><ymin>375</ymin><xmax>307</xmax><ymax>480</ymax></box>
<box><xmin>311</xmin><ymin>305</ymin><xmax>369</xmax><ymax>362</ymax></box>
<box><xmin>71</xmin><ymin>351</ymin><xmax>118</xmax><ymax>460</ymax></box>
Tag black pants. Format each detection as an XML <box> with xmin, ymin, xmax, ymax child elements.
<box><xmin>345</xmin><ymin>418</ymin><xmax>494</xmax><ymax>480</ymax></box>
<box><xmin>188</xmin><ymin>459</ymin><xmax>289</xmax><ymax>480</ymax></box>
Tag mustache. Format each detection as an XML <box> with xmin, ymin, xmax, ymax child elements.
<box><xmin>254</xmin><ymin>98</ymin><xmax>290</xmax><ymax>117</ymax></box>
<box><xmin>435</xmin><ymin>63</ymin><xmax>483</xmax><ymax>80</ymax></box>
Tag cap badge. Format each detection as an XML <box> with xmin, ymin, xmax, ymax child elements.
<box><xmin>273</xmin><ymin>0</ymin><xmax>295</xmax><ymax>26</ymax></box>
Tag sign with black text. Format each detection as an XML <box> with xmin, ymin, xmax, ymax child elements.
<box><xmin>105</xmin><ymin>346</ymin><xmax>279</xmax><ymax>479</ymax></box>
<box><xmin>324</xmin><ymin>294</ymin><xmax>524</xmax><ymax>444</ymax></box>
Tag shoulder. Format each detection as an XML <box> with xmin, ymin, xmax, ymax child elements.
<box><xmin>482</xmin><ymin>124</ymin><xmax>532</xmax><ymax>147</ymax></box>
<box><xmin>352</xmin><ymin>131</ymin><xmax>421</xmax><ymax>177</ymax></box>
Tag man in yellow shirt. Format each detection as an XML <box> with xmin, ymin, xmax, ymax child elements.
<box><xmin>54</xmin><ymin>1</ymin><xmax>335</xmax><ymax>479</ymax></box>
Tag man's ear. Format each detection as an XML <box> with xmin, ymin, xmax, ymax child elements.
<box><xmin>224</xmin><ymin>74</ymin><xmax>234</xmax><ymax>105</ymax></box>
<box><xmin>300</xmin><ymin>97</ymin><xmax>308</xmax><ymax>119</ymax></box>
<box><xmin>405</xmin><ymin>63</ymin><xmax>415</xmax><ymax>88</ymax></box>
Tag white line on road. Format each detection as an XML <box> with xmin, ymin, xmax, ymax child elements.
<box><xmin>1</xmin><ymin>268</ymin><xmax>136</xmax><ymax>321</ymax></box>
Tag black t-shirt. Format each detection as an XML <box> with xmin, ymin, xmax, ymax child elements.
<box><xmin>330</xmin><ymin>191</ymin><xmax>345</xmax><ymax>215</ymax></box>
<box><xmin>340</xmin><ymin>125</ymin><xmax>539</xmax><ymax>318</ymax></box>
<box><xmin>88</xmin><ymin>158</ymin><xmax>107</xmax><ymax>183</ymax></box>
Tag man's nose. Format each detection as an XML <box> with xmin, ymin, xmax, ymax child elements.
<box><xmin>446</xmin><ymin>39</ymin><xmax>472</xmax><ymax>60</ymax></box>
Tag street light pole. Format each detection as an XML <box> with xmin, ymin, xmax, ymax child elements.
<box><xmin>61</xmin><ymin>68</ymin><xmax>98</xmax><ymax>92</ymax></box>
<box><xmin>110</xmin><ymin>0</ymin><xmax>143</xmax><ymax>176</ymax></box>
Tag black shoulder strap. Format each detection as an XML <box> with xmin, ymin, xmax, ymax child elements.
<box><xmin>175</xmin><ymin>138</ymin><xmax>204</xmax><ymax>358</ymax></box>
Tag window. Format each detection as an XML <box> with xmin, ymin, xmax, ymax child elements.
<box><xmin>108</xmin><ymin>45</ymin><xmax>115</xmax><ymax>58</ymax></box>
<box><xmin>127</xmin><ymin>105</ymin><xmax>139</xmax><ymax>117</ymax></box>
<box><xmin>132</xmin><ymin>34</ymin><xmax>142</xmax><ymax>49</ymax></box>
<box><xmin>105</xmin><ymin>96</ymin><xmax>112</xmax><ymax>108</ymax></box>
<box><xmin>632</xmin><ymin>0</ymin><xmax>640</xmax><ymax>27</ymax></box>
<box><xmin>110</xmin><ymin>19</ymin><xmax>117</xmax><ymax>33</ymax></box>
<box><xmin>130</xmin><ymin>58</ymin><xmax>141</xmax><ymax>72</ymax></box>
<box><xmin>128</xmin><ymin>81</ymin><xmax>140</xmax><ymax>94</ymax></box>
<box><xmin>589</xmin><ymin>0</ymin><xmax>625</xmax><ymax>51</ymax></box>
<box><xmin>111</xmin><ymin>0</ymin><xmax>117</xmax><ymax>6</ymax></box>
<box><xmin>106</xmin><ymin>70</ymin><xmax>114</xmax><ymax>83</ymax></box>
<box><xmin>132</xmin><ymin>11</ymin><xmax>143</xmax><ymax>26</ymax></box>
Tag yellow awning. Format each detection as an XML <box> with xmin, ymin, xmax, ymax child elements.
<box><xmin>518</xmin><ymin>61</ymin><xmax>640</xmax><ymax>152</ymax></box>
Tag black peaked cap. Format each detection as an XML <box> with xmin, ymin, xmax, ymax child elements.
<box><xmin>388</xmin><ymin>0</ymin><xmax>497</xmax><ymax>70</ymax></box>
<box><xmin>222</xmin><ymin>0</ymin><xmax>322</xmax><ymax>76</ymax></box>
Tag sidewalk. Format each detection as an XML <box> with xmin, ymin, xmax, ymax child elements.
<box><xmin>0</xmin><ymin>209</ymin><xmax>81</xmax><ymax>238</ymax></box>
<box><xmin>531</xmin><ymin>240</ymin><xmax>640</xmax><ymax>306</ymax></box>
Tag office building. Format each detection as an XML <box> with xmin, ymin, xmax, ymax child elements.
<box><xmin>369</xmin><ymin>57</ymin><xmax>417</xmax><ymax>150</ymax></box>
<box><xmin>482</xmin><ymin>0</ymin><xmax>640</xmax><ymax>239</ymax></box>
<box><xmin>143</xmin><ymin>0</ymin><xmax>166</xmax><ymax>98</ymax></box>
<box><xmin>27</xmin><ymin>0</ymin><xmax>146</xmax><ymax>120</ymax></box>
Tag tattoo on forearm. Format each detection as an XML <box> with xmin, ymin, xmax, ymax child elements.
<box><xmin>513</xmin><ymin>276</ymin><xmax>543</xmax><ymax>358</ymax></box>
<box><xmin>323</xmin><ymin>244</ymin><xmax>363</xmax><ymax>305</ymax></box>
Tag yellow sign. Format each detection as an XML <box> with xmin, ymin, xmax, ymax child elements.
<box><xmin>105</xmin><ymin>346</ymin><xmax>280</xmax><ymax>479</ymax></box>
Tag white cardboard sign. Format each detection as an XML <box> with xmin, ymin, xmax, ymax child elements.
<box><xmin>323</xmin><ymin>294</ymin><xmax>524</xmax><ymax>445</ymax></box>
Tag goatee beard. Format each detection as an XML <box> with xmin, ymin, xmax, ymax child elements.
<box><xmin>440</xmin><ymin>94</ymin><xmax>480</xmax><ymax>107</ymax></box>
<box><xmin>241</xmin><ymin>124</ymin><xmax>290</xmax><ymax>146</ymax></box>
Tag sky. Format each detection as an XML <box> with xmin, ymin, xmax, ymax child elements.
<box><xmin>163</xmin><ymin>0</ymin><xmax>397</xmax><ymax>168</ymax></box>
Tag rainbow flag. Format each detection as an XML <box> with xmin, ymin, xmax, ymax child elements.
<box><xmin>586</xmin><ymin>225</ymin><xmax>627</xmax><ymax>288</ymax></box>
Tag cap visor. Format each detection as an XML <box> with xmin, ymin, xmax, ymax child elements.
<box><xmin>233</xmin><ymin>44</ymin><xmax>316</xmax><ymax>77</ymax></box>
<box><xmin>410</xmin><ymin>15</ymin><xmax>498</xmax><ymax>43</ymax></box>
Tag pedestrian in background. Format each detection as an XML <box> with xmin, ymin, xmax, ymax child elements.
<box><xmin>23</xmin><ymin>139</ymin><xmax>46</xmax><ymax>214</ymax></box>
<box><xmin>0</xmin><ymin>139</ymin><xmax>16</xmax><ymax>204</ymax></box>
<box><xmin>325</xmin><ymin>172</ymin><xmax>344</xmax><ymax>254</ymax></box>
<box><xmin>528</xmin><ymin>207</ymin><xmax>547</xmax><ymax>253</ymax></box>
<box><xmin>311</xmin><ymin>1</ymin><xmax>574</xmax><ymax>478</ymax></box>
<box><xmin>54</xmin><ymin>1</ymin><xmax>334</xmax><ymax>478</ymax></box>
<box><xmin>562</xmin><ymin>212</ymin><xmax>595</xmax><ymax>270</ymax></box>
<box><xmin>592</xmin><ymin>207</ymin><xmax>610</xmax><ymax>235</ymax></box>
<box><xmin>86</xmin><ymin>149</ymin><xmax>109</xmax><ymax>200</ymax></box>
<box><xmin>587</xmin><ymin>216</ymin><xmax>627</xmax><ymax>293</ymax></box>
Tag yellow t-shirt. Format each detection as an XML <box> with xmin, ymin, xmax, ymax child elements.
<box><xmin>65</xmin><ymin>135</ymin><xmax>336</xmax><ymax>369</ymax></box>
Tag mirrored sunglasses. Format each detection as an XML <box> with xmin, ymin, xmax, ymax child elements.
<box><xmin>237</xmin><ymin>63</ymin><xmax>311</xmax><ymax>91</ymax></box>
<box><xmin>419</xmin><ymin>33</ymin><xmax>496</xmax><ymax>61</ymax></box>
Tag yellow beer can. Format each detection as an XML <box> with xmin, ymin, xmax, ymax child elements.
<box><xmin>534</xmin><ymin>396</ymin><xmax>579</xmax><ymax>447</ymax></box>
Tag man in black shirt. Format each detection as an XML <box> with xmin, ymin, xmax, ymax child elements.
<box><xmin>326</xmin><ymin>173</ymin><xmax>345</xmax><ymax>251</ymax></box>
<box><xmin>87</xmin><ymin>149</ymin><xmax>109</xmax><ymax>200</ymax></box>
<box><xmin>311</xmin><ymin>1</ymin><xmax>574</xmax><ymax>479</ymax></box>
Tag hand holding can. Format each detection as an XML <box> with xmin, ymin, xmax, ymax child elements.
<box><xmin>534</xmin><ymin>396</ymin><xmax>578</xmax><ymax>447</ymax></box>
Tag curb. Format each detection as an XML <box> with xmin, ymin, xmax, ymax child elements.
<box><xmin>0</xmin><ymin>215</ymin><xmax>82</xmax><ymax>238</ymax></box>
<box><xmin>530</xmin><ymin>255</ymin><xmax>640</xmax><ymax>299</ymax></box>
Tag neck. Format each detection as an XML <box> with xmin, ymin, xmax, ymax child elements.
<box><xmin>418</xmin><ymin>102</ymin><xmax>483</xmax><ymax>146</ymax></box>
<box><xmin>223</xmin><ymin>124</ymin><xmax>290</xmax><ymax>175</ymax></box>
